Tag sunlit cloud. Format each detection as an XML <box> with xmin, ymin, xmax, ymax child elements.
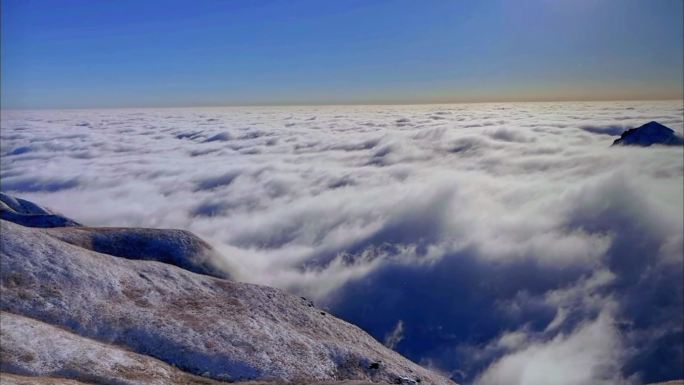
<box><xmin>1</xmin><ymin>100</ymin><xmax>682</xmax><ymax>382</ymax></box>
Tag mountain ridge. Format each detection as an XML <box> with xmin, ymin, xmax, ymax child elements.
<box><xmin>0</xmin><ymin>194</ymin><xmax>454</xmax><ymax>385</ymax></box>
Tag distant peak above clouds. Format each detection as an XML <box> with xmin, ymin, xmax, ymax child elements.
<box><xmin>612</xmin><ymin>121</ymin><xmax>684</xmax><ymax>147</ymax></box>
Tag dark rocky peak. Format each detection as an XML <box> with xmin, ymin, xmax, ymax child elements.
<box><xmin>612</xmin><ymin>121</ymin><xmax>684</xmax><ymax>147</ymax></box>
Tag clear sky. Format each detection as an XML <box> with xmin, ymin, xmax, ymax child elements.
<box><xmin>1</xmin><ymin>0</ymin><xmax>683</xmax><ymax>109</ymax></box>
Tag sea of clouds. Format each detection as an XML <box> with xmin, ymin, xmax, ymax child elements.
<box><xmin>1</xmin><ymin>100</ymin><xmax>682</xmax><ymax>384</ymax></box>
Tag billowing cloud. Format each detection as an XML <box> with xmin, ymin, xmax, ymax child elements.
<box><xmin>475</xmin><ymin>311</ymin><xmax>629</xmax><ymax>385</ymax></box>
<box><xmin>1</xmin><ymin>100</ymin><xmax>682</xmax><ymax>383</ymax></box>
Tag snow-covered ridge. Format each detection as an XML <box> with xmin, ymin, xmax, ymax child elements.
<box><xmin>0</xmin><ymin>193</ymin><xmax>229</xmax><ymax>279</ymax></box>
<box><xmin>0</xmin><ymin>194</ymin><xmax>454</xmax><ymax>385</ymax></box>
<box><xmin>0</xmin><ymin>193</ymin><xmax>81</xmax><ymax>228</ymax></box>
<box><xmin>46</xmin><ymin>226</ymin><xmax>231</xmax><ymax>279</ymax></box>
<box><xmin>1</xmin><ymin>311</ymin><xmax>227</xmax><ymax>385</ymax></box>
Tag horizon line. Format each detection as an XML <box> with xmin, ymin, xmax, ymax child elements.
<box><xmin>1</xmin><ymin>96</ymin><xmax>683</xmax><ymax>112</ymax></box>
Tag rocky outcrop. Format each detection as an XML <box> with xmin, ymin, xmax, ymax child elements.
<box><xmin>0</xmin><ymin>195</ymin><xmax>454</xmax><ymax>385</ymax></box>
<box><xmin>612</xmin><ymin>121</ymin><xmax>684</xmax><ymax>146</ymax></box>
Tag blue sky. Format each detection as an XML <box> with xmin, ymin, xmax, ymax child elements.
<box><xmin>1</xmin><ymin>0</ymin><xmax>682</xmax><ymax>109</ymax></box>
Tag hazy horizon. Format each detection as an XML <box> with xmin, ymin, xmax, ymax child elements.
<box><xmin>2</xmin><ymin>97</ymin><xmax>684</xmax><ymax>112</ymax></box>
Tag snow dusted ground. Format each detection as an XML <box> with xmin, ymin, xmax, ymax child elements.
<box><xmin>0</xmin><ymin>193</ymin><xmax>80</xmax><ymax>228</ymax></box>
<box><xmin>1</xmin><ymin>312</ymin><xmax>227</xmax><ymax>385</ymax></box>
<box><xmin>0</xmin><ymin>372</ymin><xmax>381</xmax><ymax>385</ymax></box>
<box><xmin>0</xmin><ymin>214</ymin><xmax>452</xmax><ymax>385</ymax></box>
<box><xmin>0</xmin><ymin>192</ymin><xmax>229</xmax><ymax>278</ymax></box>
<box><xmin>1</xmin><ymin>101</ymin><xmax>683</xmax><ymax>383</ymax></box>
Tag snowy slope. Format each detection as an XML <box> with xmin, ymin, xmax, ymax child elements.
<box><xmin>0</xmin><ymin>373</ymin><xmax>382</xmax><ymax>385</ymax></box>
<box><xmin>45</xmin><ymin>226</ymin><xmax>231</xmax><ymax>279</ymax></box>
<box><xmin>1</xmin><ymin>312</ymin><xmax>226</xmax><ymax>385</ymax></box>
<box><xmin>0</xmin><ymin>196</ymin><xmax>454</xmax><ymax>385</ymax></box>
<box><xmin>0</xmin><ymin>193</ymin><xmax>81</xmax><ymax>228</ymax></box>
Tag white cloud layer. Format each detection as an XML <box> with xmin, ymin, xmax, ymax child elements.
<box><xmin>1</xmin><ymin>100</ymin><xmax>682</xmax><ymax>383</ymax></box>
<box><xmin>475</xmin><ymin>311</ymin><xmax>629</xmax><ymax>385</ymax></box>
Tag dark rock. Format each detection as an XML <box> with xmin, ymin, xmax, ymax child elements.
<box><xmin>612</xmin><ymin>121</ymin><xmax>684</xmax><ymax>147</ymax></box>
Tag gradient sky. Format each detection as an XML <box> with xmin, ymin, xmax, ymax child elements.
<box><xmin>1</xmin><ymin>0</ymin><xmax>683</xmax><ymax>109</ymax></box>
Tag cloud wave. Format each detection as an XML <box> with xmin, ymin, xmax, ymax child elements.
<box><xmin>1</xmin><ymin>100</ymin><xmax>682</xmax><ymax>383</ymax></box>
